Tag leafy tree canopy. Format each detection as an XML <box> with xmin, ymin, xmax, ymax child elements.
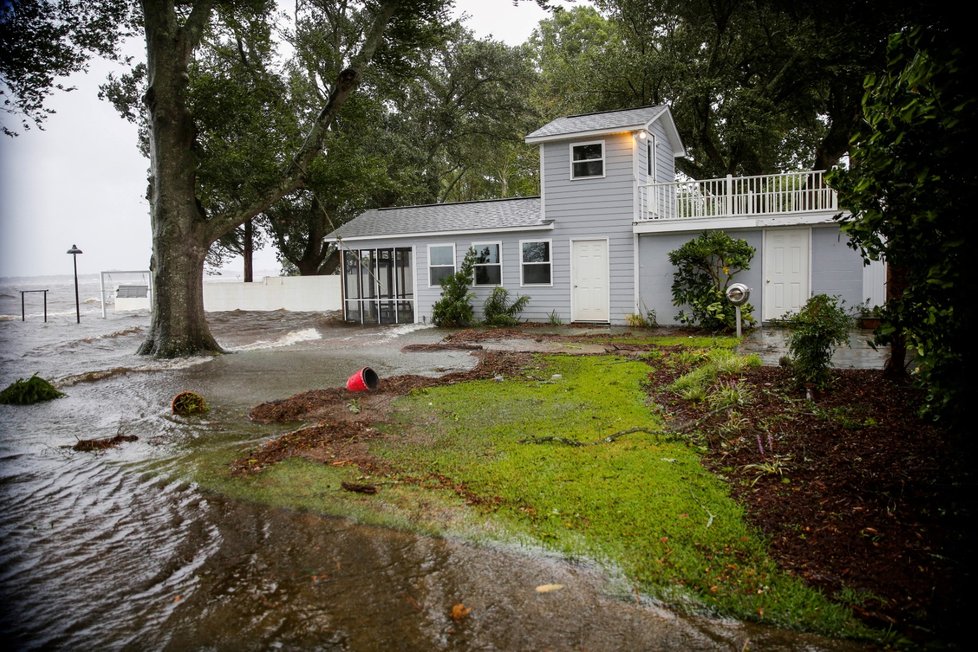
<box><xmin>828</xmin><ymin>20</ymin><xmax>974</xmax><ymax>428</ymax></box>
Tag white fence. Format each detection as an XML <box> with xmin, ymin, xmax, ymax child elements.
<box><xmin>203</xmin><ymin>275</ymin><xmax>341</xmax><ymax>312</ymax></box>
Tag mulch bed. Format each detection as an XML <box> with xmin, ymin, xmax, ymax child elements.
<box><xmin>646</xmin><ymin>355</ymin><xmax>975</xmax><ymax>646</ymax></box>
<box><xmin>235</xmin><ymin>329</ymin><xmax>973</xmax><ymax>646</ymax></box>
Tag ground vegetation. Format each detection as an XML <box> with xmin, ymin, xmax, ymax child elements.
<box><xmin>197</xmin><ymin>326</ymin><xmax>970</xmax><ymax>647</ymax></box>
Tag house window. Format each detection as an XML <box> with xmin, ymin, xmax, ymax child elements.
<box><xmin>647</xmin><ymin>134</ymin><xmax>657</xmax><ymax>181</ymax></box>
<box><xmin>428</xmin><ymin>244</ymin><xmax>455</xmax><ymax>287</ymax></box>
<box><xmin>521</xmin><ymin>240</ymin><xmax>551</xmax><ymax>285</ymax></box>
<box><xmin>571</xmin><ymin>140</ymin><xmax>604</xmax><ymax>179</ymax></box>
<box><xmin>472</xmin><ymin>242</ymin><xmax>502</xmax><ymax>285</ymax></box>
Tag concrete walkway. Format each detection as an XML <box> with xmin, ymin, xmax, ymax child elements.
<box><xmin>470</xmin><ymin>323</ymin><xmax>889</xmax><ymax>371</ymax></box>
<box><xmin>737</xmin><ymin>325</ymin><xmax>888</xmax><ymax>370</ymax></box>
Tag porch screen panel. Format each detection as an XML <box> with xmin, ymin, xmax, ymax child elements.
<box><xmin>395</xmin><ymin>248</ymin><xmax>414</xmax><ymax>323</ymax></box>
<box><xmin>343</xmin><ymin>250</ymin><xmax>361</xmax><ymax>322</ymax></box>
<box><xmin>360</xmin><ymin>251</ymin><xmax>378</xmax><ymax>323</ymax></box>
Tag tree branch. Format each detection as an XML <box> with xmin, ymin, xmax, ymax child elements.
<box><xmin>203</xmin><ymin>0</ymin><xmax>401</xmax><ymax>243</ymax></box>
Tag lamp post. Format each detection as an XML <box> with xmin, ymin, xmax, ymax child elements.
<box><xmin>67</xmin><ymin>244</ymin><xmax>83</xmax><ymax>323</ymax></box>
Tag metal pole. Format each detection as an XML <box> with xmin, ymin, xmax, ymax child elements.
<box><xmin>67</xmin><ymin>245</ymin><xmax>83</xmax><ymax>323</ymax></box>
<box><xmin>21</xmin><ymin>291</ymin><xmax>25</xmax><ymax>321</ymax></box>
<box><xmin>73</xmin><ymin>254</ymin><xmax>80</xmax><ymax>323</ymax></box>
<box><xmin>735</xmin><ymin>306</ymin><xmax>742</xmax><ymax>338</ymax></box>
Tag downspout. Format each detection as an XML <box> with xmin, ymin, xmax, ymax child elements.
<box><xmin>538</xmin><ymin>144</ymin><xmax>546</xmax><ymax>221</ymax></box>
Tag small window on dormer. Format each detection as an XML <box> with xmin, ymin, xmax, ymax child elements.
<box><xmin>571</xmin><ymin>141</ymin><xmax>604</xmax><ymax>179</ymax></box>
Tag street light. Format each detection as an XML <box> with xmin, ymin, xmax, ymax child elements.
<box><xmin>67</xmin><ymin>244</ymin><xmax>83</xmax><ymax>323</ymax></box>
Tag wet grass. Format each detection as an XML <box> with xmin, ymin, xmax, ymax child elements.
<box><xmin>375</xmin><ymin>355</ymin><xmax>866</xmax><ymax>639</ymax></box>
<box><xmin>188</xmin><ymin>348</ymin><xmax>873</xmax><ymax>642</ymax></box>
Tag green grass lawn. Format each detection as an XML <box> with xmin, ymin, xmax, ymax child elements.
<box><xmin>191</xmin><ymin>347</ymin><xmax>875</xmax><ymax>642</ymax></box>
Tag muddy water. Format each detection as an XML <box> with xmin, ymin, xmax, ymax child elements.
<box><xmin>0</xmin><ymin>307</ymin><xmax>868</xmax><ymax>650</ymax></box>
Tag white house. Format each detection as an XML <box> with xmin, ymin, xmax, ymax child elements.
<box><xmin>327</xmin><ymin>106</ymin><xmax>883</xmax><ymax>326</ymax></box>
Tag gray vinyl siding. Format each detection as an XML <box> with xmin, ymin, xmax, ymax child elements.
<box><xmin>811</xmin><ymin>225</ymin><xmax>864</xmax><ymax>309</ymax></box>
<box><xmin>638</xmin><ymin>231</ymin><xmax>763</xmax><ymax>325</ymax></box>
<box><xmin>542</xmin><ymin>132</ymin><xmax>637</xmax><ymax>323</ymax></box>
<box><xmin>639</xmin><ymin>225</ymin><xmax>866</xmax><ymax>325</ymax></box>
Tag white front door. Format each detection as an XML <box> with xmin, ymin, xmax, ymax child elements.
<box><xmin>764</xmin><ymin>228</ymin><xmax>810</xmax><ymax>320</ymax></box>
<box><xmin>571</xmin><ymin>239</ymin><xmax>610</xmax><ymax>322</ymax></box>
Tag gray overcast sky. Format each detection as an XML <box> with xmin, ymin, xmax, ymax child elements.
<box><xmin>0</xmin><ymin>0</ymin><xmax>578</xmax><ymax>279</ymax></box>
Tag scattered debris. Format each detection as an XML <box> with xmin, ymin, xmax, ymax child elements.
<box><xmin>341</xmin><ymin>481</ymin><xmax>378</xmax><ymax>495</ymax></box>
<box><xmin>73</xmin><ymin>434</ymin><xmax>139</xmax><ymax>452</ymax></box>
<box><xmin>450</xmin><ymin>603</ymin><xmax>471</xmax><ymax>621</ymax></box>
<box><xmin>171</xmin><ymin>391</ymin><xmax>208</xmax><ymax>416</ymax></box>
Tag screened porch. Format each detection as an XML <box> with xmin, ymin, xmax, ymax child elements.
<box><xmin>341</xmin><ymin>247</ymin><xmax>415</xmax><ymax>324</ymax></box>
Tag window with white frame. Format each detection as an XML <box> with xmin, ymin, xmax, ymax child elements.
<box><xmin>521</xmin><ymin>240</ymin><xmax>551</xmax><ymax>285</ymax></box>
<box><xmin>647</xmin><ymin>134</ymin><xmax>657</xmax><ymax>181</ymax></box>
<box><xmin>571</xmin><ymin>140</ymin><xmax>604</xmax><ymax>179</ymax></box>
<box><xmin>428</xmin><ymin>244</ymin><xmax>455</xmax><ymax>287</ymax></box>
<box><xmin>472</xmin><ymin>242</ymin><xmax>502</xmax><ymax>285</ymax></box>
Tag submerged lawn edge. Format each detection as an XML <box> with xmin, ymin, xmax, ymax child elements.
<box><xmin>188</xmin><ymin>345</ymin><xmax>882</xmax><ymax>645</ymax></box>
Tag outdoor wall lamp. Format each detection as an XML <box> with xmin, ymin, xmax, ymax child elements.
<box><xmin>67</xmin><ymin>244</ymin><xmax>83</xmax><ymax>323</ymax></box>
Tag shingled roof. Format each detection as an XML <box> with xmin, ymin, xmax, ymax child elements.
<box><xmin>525</xmin><ymin>106</ymin><xmax>667</xmax><ymax>141</ymax></box>
<box><xmin>327</xmin><ymin>197</ymin><xmax>548</xmax><ymax>241</ymax></box>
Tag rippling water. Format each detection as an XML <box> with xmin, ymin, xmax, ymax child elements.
<box><xmin>0</xmin><ymin>279</ymin><xmax>866</xmax><ymax>650</ymax></box>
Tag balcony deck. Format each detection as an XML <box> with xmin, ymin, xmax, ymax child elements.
<box><xmin>637</xmin><ymin>171</ymin><xmax>839</xmax><ymax>229</ymax></box>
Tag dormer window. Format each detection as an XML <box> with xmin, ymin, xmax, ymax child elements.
<box><xmin>570</xmin><ymin>141</ymin><xmax>604</xmax><ymax>179</ymax></box>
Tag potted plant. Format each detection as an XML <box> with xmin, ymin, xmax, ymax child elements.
<box><xmin>855</xmin><ymin>301</ymin><xmax>883</xmax><ymax>330</ymax></box>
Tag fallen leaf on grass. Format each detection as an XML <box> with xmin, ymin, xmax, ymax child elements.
<box><xmin>535</xmin><ymin>583</ymin><xmax>564</xmax><ymax>593</ymax></box>
<box><xmin>451</xmin><ymin>603</ymin><xmax>471</xmax><ymax>621</ymax></box>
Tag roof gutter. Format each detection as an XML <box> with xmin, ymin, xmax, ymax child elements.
<box><xmin>326</xmin><ymin>221</ymin><xmax>555</xmax><ymax>243</ymax></box>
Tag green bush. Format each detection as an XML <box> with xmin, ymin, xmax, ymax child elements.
<box><xmin>483</xmin><ymin>287</ymin><xmax>529</xmax><ymax>327</ymax></box>
<box><xmin>432</xmin><ymin>248</ymin><xmax>477</xmax><ymax>327</ymax></box>
<box><xmin>783</xmin><ymin>294</ymin><xmax>853</xmax><ymax>389</ymax></box>
<box><xmin>0</xmin><ymin>374</ymin><xmax>65</xmax><ymax>404</ymax></box>
<box><xmin>669</xmin><ymin>231</ymin><xmax>756</xmax><ymax>332</ymax></box>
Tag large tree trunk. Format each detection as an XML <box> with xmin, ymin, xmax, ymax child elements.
<box><xmin>136</xmin><ymin>0</ymin><xmax>400</xmax><ymax>356</ymax></box>
<box><xmin>138</xmin><ymin>0</ymin><xmax>223</xmax><ymax>357</ymax></box>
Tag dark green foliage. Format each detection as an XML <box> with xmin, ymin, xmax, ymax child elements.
<box><xmin>668</xmin><ymin>231</ymin><xmax>755</xmax><ymax>332</ymax></box>
<box><xmin>432</xmin><ymin>248</ymin><xmax>476</xmax><ymax>327</ymax></box>
<box><xmin>0</xmin><ymin>374</ymin><xmax>65</xmax><ymax>404</ymax></box>
<box><xmin>783</xmin><ymin>295</ymin><xmax>852</xmax><ymax>389</ymax></box>
<box><xmin>483</xmin><ymin>287</ymin><xmax>530</xmax><ymax>327</ymax></box>
<box><xmin>827</xmin><ymin>23</ymin><xmax>973</xmax><ymax>427</ymax></box>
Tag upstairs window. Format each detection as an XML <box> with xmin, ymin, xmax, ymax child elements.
<box><xmin>571</xmin><ymin>141</ymin><xmax>604</xmax><ymax>179</ymax></box>
<box><xmin>428</xmin><ymin>244</ymin><xmax>455</xmax><ymax>287</ymax></box>
<box><xmin>472</xmin><ymin>242</ymin><xmax>502</xmax><ymax>285</ymax></box>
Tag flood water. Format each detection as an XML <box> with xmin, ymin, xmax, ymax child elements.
<box><xmin>0</xmin><ymin>277</ymin><xmax>869</xmax><ymax>650</ymax></box>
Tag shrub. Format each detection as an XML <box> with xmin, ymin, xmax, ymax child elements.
<box><xmin>783</xmin><ymin>294</ymin><xmax>853</xmax><ymax>389</ymax></box>
<box><xmin>669</xmin><ymin>231</ymin><xmax>756</xmax><ymax>332</ymax></box>
<box><xmin>483</xmin><ymin>287</ymin><xmax>530</xmax><ymax>327</ymax></box>
<box><xmin>432</xmin><ymin>248</ymin><xmax>477</xmax><ymax>327</ymax></box>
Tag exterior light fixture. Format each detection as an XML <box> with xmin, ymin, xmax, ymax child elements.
<box><xmin>638</xmin><ymin>131</ymin><xmax>647</xmax><ymax>140</ymax></box>
<box><xmin>67</xmin><ymin>244</ymin><xmax>83</xmax><ymax>323</ymax></box>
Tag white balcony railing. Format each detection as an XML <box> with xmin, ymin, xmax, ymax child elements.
<box><xmin>638</xmin><ymin>170</ymin><xmax>838</xmax><ymax>221</ymax></box>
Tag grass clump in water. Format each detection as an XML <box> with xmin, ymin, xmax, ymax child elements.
<box><xmin>0</xmin><ymin>374</ymin><xmax>65</xmax><ymax>404</ymax></box>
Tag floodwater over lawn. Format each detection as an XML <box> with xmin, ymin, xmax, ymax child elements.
<box><xmin>0</xmin><ymin>294</ymin><xmax>867</xmax><ymax>649</ymax></box>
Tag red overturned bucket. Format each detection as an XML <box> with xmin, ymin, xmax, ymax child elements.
<box><xmin>346</xmin><ymin>367</ymin><xmax>379</xmax><ymax>392</ymax></box>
